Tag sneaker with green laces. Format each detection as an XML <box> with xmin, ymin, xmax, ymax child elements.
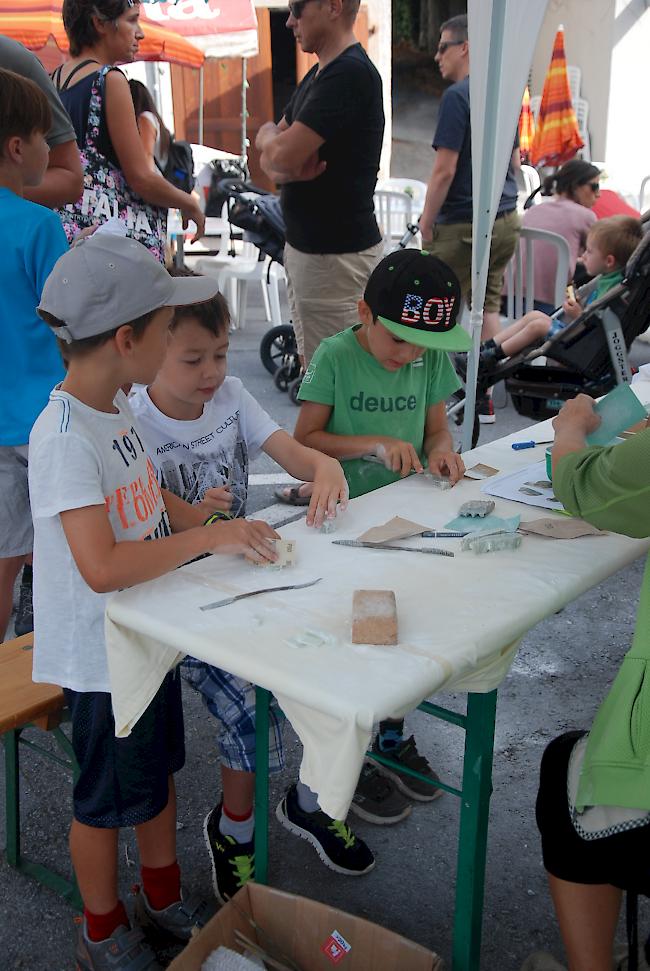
<box><xmin>372</xmin><ymin>734</ymin><xmax>443</xmax><ymax>802</ymax></box>
<box><xmin>275</xmin><ymin>784</ymin><xmax>375</xmax><ymax>876</ymax></box>
<box><xmin>203</xmin><ymin>803</ymin><xmax>255</xmax><ymax>905</ymax></box>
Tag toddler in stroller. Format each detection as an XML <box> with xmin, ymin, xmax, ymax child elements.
<box><xmin>452</xmin><ymin>215</ymin><xmax>649</xmax><ymax>442</ymax></box>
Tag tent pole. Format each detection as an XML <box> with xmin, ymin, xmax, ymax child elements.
<box><xmin>241</xmin><ymin>57</ymin><xmax>249</xmax><ymax>176</ymax></box>
<box><xmin>198</xmin><ymin>65</ymin><xmax>204</xmax><ymax>145</ymax></box>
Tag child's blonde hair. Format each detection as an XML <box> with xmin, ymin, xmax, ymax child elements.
<box><xmin>587</xmin><ymin>216</ymin><xmax>643</xmax><ymax>270</ymax></box>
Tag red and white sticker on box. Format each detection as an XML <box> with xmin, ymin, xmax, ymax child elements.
<box><xmin>321</xmin><ymin>929</ymin><xmax>352</xmax><ymax>964</ymax></box>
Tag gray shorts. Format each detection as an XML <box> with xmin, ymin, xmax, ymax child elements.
<box><xmin>284</xmin><ymin>241</ymin><xmax>383</xmax><ymax>365</ymax></box>
<box><xmin>0</xmin><ymin>446</ymin><xmax>33</xmax><ymax>558</ymax></box>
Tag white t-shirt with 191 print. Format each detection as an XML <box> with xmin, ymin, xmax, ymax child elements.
<box><xmin>28</xmin><ymin>388</ymin><xmax>171</xmax><ymax>693</ymax></box>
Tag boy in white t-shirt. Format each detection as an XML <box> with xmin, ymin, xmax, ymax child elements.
<box><xmin>30</xmin><ymin>234</ymin><xmax>285</xmax><ymax>971</ymax></box>
<box><xmin>130</xmin><ymin>271</ymin><xmax>372</xmax><ymax>904</ymax></box>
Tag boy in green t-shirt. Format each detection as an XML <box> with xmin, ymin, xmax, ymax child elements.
<box><xmin>293</xmin><ymin>249</ymin><xmax>469</xmax><ymax>822</ymax></box>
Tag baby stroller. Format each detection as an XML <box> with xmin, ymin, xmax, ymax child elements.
<box><xmin>450</xmin><ymin>226</ymin><xmax>650</xmax><ymax>445</ymax></box>
<box><xmin>217</xmin><ymin>179</ymin><xmax>302</xmax><ymax>401</ymax></box>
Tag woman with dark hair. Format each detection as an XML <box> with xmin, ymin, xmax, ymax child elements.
<box><xmin>52</xmin><ymin>0</ymin><xmax>204</xmax><ymax>260</ymax></box>
<box><xmin>128</xmin><ymin>78</ymin><xmax>170</xmax><ymax>174</ymax></box>
<box><xmin>522</xmin><ymin>159</ymin><xmax>601</xmax><ymax>313</ymax></box>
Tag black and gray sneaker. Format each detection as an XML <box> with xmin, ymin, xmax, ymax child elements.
<box><xmin>349</xmin><ymin>761</ymin><xmax>412</xmax><ymax>825</ymax></box>
<box><xmin>275</xmin><ymin>784</ymin><xmax>375</xmax><ymax>876</ymax></box>
<box><xmin>203</xmin><ymin>804</ymin><xmax>255</xmax><ymax>905</ymax></box>
<box><xmin>14</xmin><ymin>574</ymin><xmax>33</xmax><ymax>636</ymax></box>
<box><xmin>133</xmin><ymin>888</ymin><xmax>212</xmax><ymax>943</ymax></box>
<box><xmin>76</xmin><ymin>920</ymin><xmax>162</xmax><ymax>971</ymax></box>
<box><xmin>372</xmin><ymin>735</ymin><xmax>443</xmax><ymax>802</ymax></box>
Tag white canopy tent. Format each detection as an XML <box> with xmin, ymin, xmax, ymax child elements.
<box><xmin>142</xmin><ymin>0</ymin><xmax>259</xmax><ymax>165</ymax></box>
<box><xmin>462</xmin><ymin>0</ymin><xmax>549</xmax><ymax>449</ymax></box>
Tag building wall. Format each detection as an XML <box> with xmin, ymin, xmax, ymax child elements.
<box><xmin>530</xmin><ymin>0</ymin><xmax>650</xmax><ymax>202</ymax></box>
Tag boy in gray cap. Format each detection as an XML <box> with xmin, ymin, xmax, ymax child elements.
<box><xmin>30</xmin><ymin>232</ymin><xmax>281</xmax><ymax>971</ymax></box>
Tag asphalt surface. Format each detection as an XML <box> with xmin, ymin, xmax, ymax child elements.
<box><xmin>2</xmin><ymin>275</ymin><xmax>650</xmax><ymax>970</ymax></box>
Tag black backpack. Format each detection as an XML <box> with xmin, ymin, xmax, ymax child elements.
<box><xmin>162</xmin><ymin>138</ymin><xmax>195</xmax><ymax>194</ymax></box>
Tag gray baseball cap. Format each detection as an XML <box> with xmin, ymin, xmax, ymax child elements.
<box><xmin>38</xmin><ymin>233</ymin><xmax>220</xmax><ymax>343</ymax></box>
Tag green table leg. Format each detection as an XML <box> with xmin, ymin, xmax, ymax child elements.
<box><xmin>452</xmin><ymin>689</ymin><xmax>498</xmax><ymax>971</ymax></box>
<box><xmin>5</xmin><ymin>729</ymin><xmax>20</xmax><ymax>868</ymax></box>
<box><xmin>254</xmin><ymin>687</ymin><xmax>271</xmax><ymax>885</ymax></box>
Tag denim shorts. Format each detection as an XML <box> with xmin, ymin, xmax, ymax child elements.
<box><xmin>181</xmin><ymin>658</ymin><xmax>285</xmax><ymax>773</ymax></box>
<box><xmin>63</xmin><ymin>669</ymin><xmax>185</xmax><ymax>828</ymax></box>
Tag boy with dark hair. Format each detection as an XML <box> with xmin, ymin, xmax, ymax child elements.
<box><xmin>130</xmin><ymin>270</ymin><xmax>353</xmax><ymax>902</ymax></box>
<box><xmin>30</xmin><ymin>234</ymin><xmax>282</xmax><ymax>971</ymax></box>
<box><xmin>0</xmin><ymin>67</ymin><xmax>70</xmax><ymax>640</ymax></box>
<box><xmin>293</xmin><ymin>249</ymin><xmax>466</xmax><ymax>824</ymax></box>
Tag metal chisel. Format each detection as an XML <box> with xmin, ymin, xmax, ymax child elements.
<box><xmin>332</xmin><ymin>540</ymin><xmax>454</xmax><ymax>557</ymax></box>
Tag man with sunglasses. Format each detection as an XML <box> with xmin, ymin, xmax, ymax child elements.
<box><xmin>419</xmin><ymin>14</ymin><xmax>521</xmax><ymax>424</ymax></box>
<box><xmin>256</xmin><ymin>0</ymin><xmax>384</xmax><ymax>369</ymax></box>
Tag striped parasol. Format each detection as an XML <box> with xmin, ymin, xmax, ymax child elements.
<box><xmin>518</xmin><ymin>86</ymin><xmax>535</xmax><ymax>164</ymax></box>
<box><xmin>530</xmin><ymin>26</ymin><xmax>583</xmax><ymax>167</ymax></box>
<box><xmin>0</xmin><ymin>0</ymin><xmax>205</xmax><ymax>68</ymax></box>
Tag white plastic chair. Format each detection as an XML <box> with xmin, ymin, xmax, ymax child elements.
<box><xmin>517</xmin><ymin>164</ymin><xmax>541</xmax><ymax>211</ymax></box>
<box><xmin>638</xmin><ymin>175</ymin><xmax>650</xmax><ymax>213</ymax></box>
<box><xmin>195</xmin><ymin>244</ymin><xmax>286</xmax><ymax>331</ymax></box>
<box><xmin>504</xmin><ymin>227</ymin><xmax>571</xmax><ymax>324</ymax></box>
<box><xmin>573</xmin><ymin>97</ymin><xmax>591</xmax><ymax>161</ymax></box>
<box><xmin>374</xmin><ymin>190</ymin><xmax>414</xmax><ymax>254</ymax></box>
<box><xmin>530</xmin><ymin>95</ymin><xmax>541</xmax><ymax>122</ymax></box>
<box><xmin>376</xmin><ymin>178</ymin><xmax>428</xmax><ymax>219</ymax></box>
<box><xmin>566</xmin><ymin>65</ymin><xmax>581</xmax><ymax>105</ymax></box>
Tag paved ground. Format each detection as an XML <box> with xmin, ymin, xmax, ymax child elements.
<box><xmin>3</xmin><ymin>100</ymin><xmax>650</xmax><ymax>967</ymax></box>
<box><xmin>2</xmin><ymin>278</ymin><xmax>649</xmax><ymax>969</ymax></box>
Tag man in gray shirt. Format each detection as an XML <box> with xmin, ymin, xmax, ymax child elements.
<box><xmin>0</xmin><ymin>37</ymin><xmax>83</xmax><ymax>207</ymax></box>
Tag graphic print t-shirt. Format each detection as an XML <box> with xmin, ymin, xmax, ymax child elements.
<box><xmin>130</xmin><ymin>377</ymin><xmax>279</xmax><ymax>517</ymax></box>
<box><xmin>298</xmin><ymin>326</ymin><xmax>460</xmax><ymax>499</ymax></box>
<box><xmin>29</xmin><ymin>389</ymin><xmax>171</xmax><ymax>692</ymax></box>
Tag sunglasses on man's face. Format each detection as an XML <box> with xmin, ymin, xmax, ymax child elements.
<box><xmin>437</xmin><ymin>39</ymin><xmax>464</xmax><ymax>55</ymax></box>
<box><xmin>288</xmin><ymin>0</ymin><xmax>317</xmax><ymax>19</ymax></box>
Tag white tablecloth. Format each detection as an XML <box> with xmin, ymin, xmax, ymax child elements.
<box><xmin>105</xmin><ymin>414</ymin><xmax>650</xmax><ymax>819</ymax></box>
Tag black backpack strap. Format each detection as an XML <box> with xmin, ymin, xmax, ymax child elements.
<box><xmin>627</xmin><ymin>890</ymin><xmax>639</xmax><ymax>971</ymax></box>
<box><xmin>55</xmin><ymin>59</ymin><xmax>100</xmax><ymax>92</ymax></box>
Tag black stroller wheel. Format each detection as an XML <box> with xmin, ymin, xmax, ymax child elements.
<box><xmin>273</xmin><ymin>363</ymin><xmax>293</xmax><ymax>392</ymax></box>
<box><xmin>288</xmin><ymin>374</ymin><xmax>303</xmax><ymax>405</ymax></box>
<box><xmin>260</xmin><ymin>325</ymin><xmax>296</xmax><ymax>375</ymax></box>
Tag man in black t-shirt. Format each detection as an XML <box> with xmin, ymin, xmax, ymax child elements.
<box><xmin>257</xmin><ymin>0</ymin><xmax>384</xmax><ymax>366</ymax></box>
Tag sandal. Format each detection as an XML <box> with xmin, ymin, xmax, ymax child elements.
<box><xmin>274</xmin><ymin>484</ymin><xmax>312</xmax><ymax>506</ymax></box>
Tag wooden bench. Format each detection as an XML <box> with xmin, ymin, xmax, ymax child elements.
<box><xmin>1</xmin><ymin>633</ymin><xmax>81</xmax><ymax>907</ymax></box>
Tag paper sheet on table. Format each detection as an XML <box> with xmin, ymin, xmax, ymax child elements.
<box><xmin>357</xmin><ymin>516</ymin><xmax>429</xmax><ymax>543</ymax></box>
<box><xmin>519</xmin><ymin>518</ymin><xmax>605</xmax><ymax>539</ymax></box>
<box><xmin>480</xmin><ymin>461</ymin><xmax>565</xmax><ymax>511</ymax></box>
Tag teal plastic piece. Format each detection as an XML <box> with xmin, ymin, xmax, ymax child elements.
<box><xmin>586</xmin><ymin>383</ymin><xmax>648</xmax><ymax>446</ymax></box>
<box><xmin>446</xmin><ymin>513</ymin><xmax>520</xmax><ymax>535</ymax></box>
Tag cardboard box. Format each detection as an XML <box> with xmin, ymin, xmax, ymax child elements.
<box><xmin>169</xmin><ymin>883</ymin><xmax>443</xmax><ymax>971</ymax></box>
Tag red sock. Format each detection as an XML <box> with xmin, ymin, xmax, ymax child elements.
<box><xmin>223</xmin><ymin>805</ymin><xmax>253</xmax><ymax>822</ymax></box>
<box><xmin>84</xmin><ymin>901</ymin><xmax>129</xmax><ymax>942</ymax></box>
<box><xmin>141</xmin><ymin>861</ymin><xmax>181</xmax><ymax>911</ymax></box>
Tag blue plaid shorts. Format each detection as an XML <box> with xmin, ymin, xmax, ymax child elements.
<box><xmin>181</xmin><ymin>658</ymin><xmax>285</xmax><ymax>773</ymax></box>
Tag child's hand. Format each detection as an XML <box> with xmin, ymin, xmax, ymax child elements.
<box><xmin>306</xmin><ymin>458</ymin><xmax>349</xmax><ymax>528</ymax></box>
<box><xmin>199</xmin><ymin>486</ymin><xmax>233</xmax><ymax>514</ymax></box>
<box><xmin>428</xmin><ymin>450</ymin><xmax>465</xmax><ymax>485</ymax></box>
<box><xmin>208</xmin><ymin>518</ymin><xmax>279</xmax><ymax>563</ymax></box>
<box><xmin>375</xmin><ymin>439</ymin><xmax>424</xmax><ymax>477</ymax></box>
<box><xmin>562</xmin><ymin>296</ymin><xmax>582</xmax><ymax>320</ymax></box>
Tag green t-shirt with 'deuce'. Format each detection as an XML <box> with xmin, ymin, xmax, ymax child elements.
<box><xmin>298</xmin><ymin>325</ymin><xmax>461</xmax><ymax>499</ymax></box>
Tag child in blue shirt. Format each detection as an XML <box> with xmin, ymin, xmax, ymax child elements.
<box><xmin>0</xmin><ymin>68</ymin><xmax>69</xmax><ymax>639</ymax></box>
